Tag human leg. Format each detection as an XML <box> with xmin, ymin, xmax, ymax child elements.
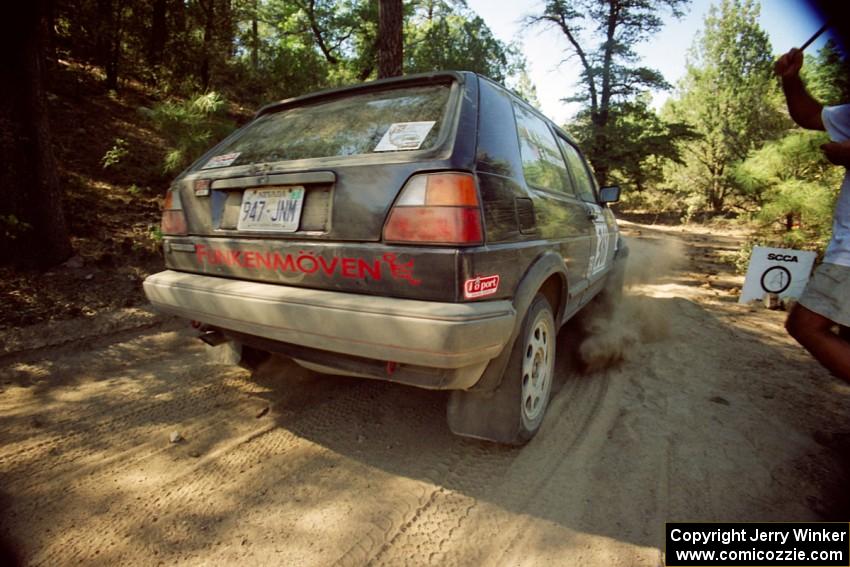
<box><xmin>786</xmin><ymin>304</ymin><xmax>850</xmax><ymax>382</ymax></box>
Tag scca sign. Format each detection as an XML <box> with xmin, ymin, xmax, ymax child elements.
<box><xmin>739</xmin><ymin>246</ymin><xmax>817</xmax><ymax>304</ymax></box>
<box><xmin>766</xmin><ymin>253</ymin><xmax>799</xmax><ymax>263</ymax></box>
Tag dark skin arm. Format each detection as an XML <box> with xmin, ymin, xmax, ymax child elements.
<box><xmin>821</xmin><ymin>140</ymin><xmax>850</xmax><ymax>167</ymax></box>
<box><xmin>774</xmin><ymin>48</ymin><xmax>850</xmax><ymax>166</ymax></box>
<box><xmin>774</xmin><ymin>48</ymin><xmax>824</xmax><ymax>131</ymax></box>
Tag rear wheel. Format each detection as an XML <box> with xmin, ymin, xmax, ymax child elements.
<box><xmin>446</xmin><ymin>293</ymin><xmax>556</xmax><ymax>445</ymax></box>
<box><xmin>517</xmin><ymin>295</ymin><xmax>556</xmax><ymax>437</ymax></box>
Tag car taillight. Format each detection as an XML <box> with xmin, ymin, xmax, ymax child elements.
<box><xmin>383</xmin><ymin>173</ymin><xmax>483</xmax><ymax>245</ymax></box>
<box><xmin>161</xmin><ymin>188</ymin><xmax>188</xmax><ymax>236</ymax></box>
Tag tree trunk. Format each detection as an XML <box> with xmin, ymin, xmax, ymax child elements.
<box><xmin>710</xmin><ymin>175</ymin><xmax>724</xmax><ymax>213</ymax></box>
<box><xmin>96</xmin><ymin>0</ymin><xmax>122</xmax><ymax>90</ymax></box>
<box><xmin>219</xmin><ymin>0</ymin><xmax>234</xmax><ymax>58</ymax></box>
<box><xmin>251</xmin><ymin>0</ymin><xmax>259</xmax><ymax>72</ymax></box>
<box><xmin>43</xmin><ymin>0</ymin><xmax>57</xmax><ymax>65</ymax></box>
<box><xmin>377</xmin><ymin>0</ymin><xmax>403</xmax><ymax>79</ymax></box>
<box><xmin>0</xmin><ymin>0</ymin><xmax>72</xmax><ymax>267</ymax></box>
<box><xmin>148</xmin><ymin>0</ymin><xmax>168</xmax><ymax>67</ymax></box>
<box><xmin>199</xmin><ymin>0</ymin><xmax>216</xmax><ymax>90</ymax></box>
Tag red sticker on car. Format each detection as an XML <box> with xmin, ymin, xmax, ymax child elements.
<box><xmin>464</xmin><ymin>275</ymin><xmax>500</xmax><ymax>299</ymax></box>
<box><xmin>193</xmin><ymin>245</ymin><xmax>421</xmax><ymax>286</ymax></box>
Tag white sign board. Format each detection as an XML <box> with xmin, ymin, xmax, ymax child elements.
<box><xmin>739</xmin><ymin>246</ymin><xmax>817</xmax><ymax>304</ymax></box>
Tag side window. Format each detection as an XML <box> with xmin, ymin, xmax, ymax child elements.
<box><xmin>514</xmin><ymin>105</ymin><xmax>574</xmax><ymax>195</ymax></box>
<box><xmin>557</xmin><ymin>137</ymin><xmax>598</xmax><ymax>203</ymax></box>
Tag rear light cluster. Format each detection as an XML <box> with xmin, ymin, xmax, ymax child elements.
<box><xmin>383</xmin><ymin>172</ymin><xmax>483</xmax><ymax>245</ymax></box>
<box><xmin>161</xmin><ymin>187</ymin><xmax>188</xmax><ymax>236</ymax></box>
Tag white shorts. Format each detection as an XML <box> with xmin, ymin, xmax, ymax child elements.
<box><xmin>798</xmin><ymin>262</ymin><xmax>850</xmax><ymax>327</ymax></box>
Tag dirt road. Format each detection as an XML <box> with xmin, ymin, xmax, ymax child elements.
<box><xmin>1</xmin><ymin>222</ymin><xmax>847</xmax><ymax>566</ymax></box>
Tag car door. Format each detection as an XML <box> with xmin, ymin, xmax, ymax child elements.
<box><xmin>557</xmin><ymin>137</ymin><xmax>615</xmax><ymax>283</ymax></box>
<box><xmin>513</xmin><ymin>104</ymin><xmax>595</xmax><ymax>302</ymax></box>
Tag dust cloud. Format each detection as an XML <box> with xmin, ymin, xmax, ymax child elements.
<box><xmin>577</xmin><ymin>236</ymin><xmax>685</xmax><ymax>373</ymax></box>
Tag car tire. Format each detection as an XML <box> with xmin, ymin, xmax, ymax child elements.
<box><xmin>447</xmin><ymin>293</ymin><xmax>556</xmax><ymax>445</ymax></box>
<box><xmin>509</xmin><ymin>293</ymin><xmax>556</xmax><ymax>441</ymax></box>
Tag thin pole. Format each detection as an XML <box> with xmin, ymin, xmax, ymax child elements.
<box><xmin>800</xmin><ymin>22</ymin><xmax>829</xmax><ymax>52</ymax></box>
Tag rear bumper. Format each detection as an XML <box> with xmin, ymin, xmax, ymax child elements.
<box><xmin>143</xmin><ymin>270</ymin><xmax>516</xmax><ymax>388</ymax></box>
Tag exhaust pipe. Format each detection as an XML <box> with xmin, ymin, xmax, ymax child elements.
<box><xmin>198</xmin><ymin>328</ymin><xmax>228</xmax><ymax>346</ymax></box>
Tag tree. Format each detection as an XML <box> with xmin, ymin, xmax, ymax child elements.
<box><xmin>147</xmin><ymin>0</ymin><xmax>169</xmax><ymax>68</ymax></box>
<box><xmin>529</xmin><ymin>0</ymin><xmax>689</xmax><ymax>184</ymax></box>
<box><xmin>0</xmin><ymin>0</ymin><xmax>72</xmax><ymax>267</ymax></box>
<box><xmin>96</xmin><ymin>0</ymin><xmax>125</xmax><ymax>90</ymax></box>
<box><xmin>509</xmin><ymin>66</ymin><xmax>541</xmax><ymax>108</ymax></box>
<box><xmin>669</xmin><ymin>0</ymin><xmax>784</xmax><ymax>213</ymax></box>
<box><xmin>803</xmin><ymin>39</ymin><xmax>850</xmax><ymax>107</ymax></box>
<box><xmin>378</xmin><ymin>0</ymin><xmax>403</xmax><ymax>78</ymax></box>
<box><xmin>405</xmin><ymin>0</ymin><xmax>518</xmax><ymax>82</ymax></box>
<box><xmin>569</xmin><ymin>95</ymin><xmax>696</xmax><ymax>192</ymax></box>
<box><xmin>731</xmin><ymin>38</ymin><xmax>849</xmax><ymax>253</ymax></box>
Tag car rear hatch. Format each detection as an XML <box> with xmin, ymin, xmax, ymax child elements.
<box><xmin>161</xmin><ymin>73</ymin><xmax>480</xmax><ymax>301</ymax></box>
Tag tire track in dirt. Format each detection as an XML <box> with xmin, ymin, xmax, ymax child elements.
<box><xmin>0</xmin><ymin>332</ymin><xmax>245</xmax><ymax>490</ymax></box>
<box><xmin>350</xmin><ymin>359</ymin><xmax>613</xmax><ymax>567</ymax></box>
<box><xmin>3</xmin><ymin>223</ymin><xmax>839</xmax><ymax>566</ymax></box>
<box><xmin>0</xmin><ymin>308</ymin><xmax>169</xmax><ymax>359</ymax></box>
<box><xmin>24</xmin><ymin>368</ymin><xmax>449</xmax><ymax>565</ymax></box>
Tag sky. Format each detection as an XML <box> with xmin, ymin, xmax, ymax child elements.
<box><xmin>464</xmin><ymin>0</ymin><xmax>835</xmax><ymax>125</ymax></box>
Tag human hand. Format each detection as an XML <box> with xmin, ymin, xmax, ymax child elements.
<box><xmin>821</xmin><ymin>141</ymin><xmax>850</xmax><ymax>167</ymax></box>
<box><xmin>774</xmin><ymin>48</ymin><xmax>803</xmax><ymax>79</ymax></box>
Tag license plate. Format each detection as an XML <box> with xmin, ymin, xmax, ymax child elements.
<box><xmin>237</xmin><ymin>187</ymin><xmax>305</xmax><ymax>232</ymax></box>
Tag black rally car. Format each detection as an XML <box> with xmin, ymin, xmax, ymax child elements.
<box><xmin>143</xmin><ymin>71</ymin><xmax>626</xmax><ymax>444</ymax></box>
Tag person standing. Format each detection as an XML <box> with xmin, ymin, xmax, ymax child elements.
<box><xmin>775</xmin><ymin>47</ymin><xmax>850</xmax><ymax>383</ymax></box>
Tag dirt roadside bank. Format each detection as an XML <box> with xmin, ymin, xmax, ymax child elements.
<box><xmin>0</xmin><ymin>221</ymin><xmax>847</xmax><ymax>566</ymax></box>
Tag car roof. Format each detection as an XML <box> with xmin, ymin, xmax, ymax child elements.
<box><xmin>255</xmin><ymin>71</ymin><xmax>474</xmax><ymax>119</ymax></box>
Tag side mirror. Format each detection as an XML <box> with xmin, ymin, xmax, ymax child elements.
<box><xmin>599</xmin><ymin>185</ymin><xmax>621</xmax><ymax>204</ymax></box>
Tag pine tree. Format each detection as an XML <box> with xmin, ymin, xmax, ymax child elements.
<box><xmin>670</xmin><ymin>0</ymin><xmax>784</xmax><ymax>213</ymax></box>
<box><xmin>528</xmin><ymin>0</ymin><xmax>690</xmax><ymax>184</ymax></box>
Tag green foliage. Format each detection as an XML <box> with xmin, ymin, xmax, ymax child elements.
<box><xmin>0</xmin><ymin>215</ymin><xmax>32</xmax><ymax>241</ymax></box>
<box><xmin>101</xmin><ymin>138</ymin><xmax>129</xmax><ymax>169</ymax></box>
<box><xmin>140</xmin><ymin>92</ymin><xmax>235</xmax><ymax>173</ymax></box>
<box><xmin>803</xmin><ymin>39</ymin><xmax>850</xmax><ymax>107</ymax></box>
<box><xmin>508</xmin><ymin>66</ymin><xmax>541</xmax><ymax>108</ymax></box>
<box><xmin>405</xmin><ymin>2</ymin><xmax>517</xmax><ymax>82</ymax></box>
<box><xmin>52</xmin><ymin>0</ymin><xmax>529</xmax><ymax>111</ymax></box>
<box><xmin>569</xmin><ymin>95</ymin><xmax>697</xmax><ymax>192</ymax></box>
<box><xmin>148</xmin><ymin>223</ymin><xmax>163</xmax><ymax>243</ymax></box>
<box><xmin>732</xmin><ymin>239</ymin><xmax>755</xmax><ymax>274</ymax></box>
<box><xmin>666</xmin><ymin>0</ymin><xmax>785</xmax><ymax>212</ymax></box>
<box><xmin>734</xmin><ymin>130</ymin><xmax>841</xmax><ymax>253</ymax></box>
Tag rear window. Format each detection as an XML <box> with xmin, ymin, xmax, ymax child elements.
<box><xmin>197</xmin><ymin>84</ymin><xmax>454</xmax><ymax>169</ymax></box>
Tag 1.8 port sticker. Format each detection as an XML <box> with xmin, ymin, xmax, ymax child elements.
<box><xmin>464</xmin><ymin>275</ymin><xmax>500</xmax><ymax>299</ymax></box>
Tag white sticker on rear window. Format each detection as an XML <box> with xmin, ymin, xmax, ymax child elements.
<box><xmin>374</xmin><ymin>121</ymin><xmax>436</xmax><ymax>152</ymax></box>
<box><xmin>202</xmin><ymin>152</ymin><xmax>241</xmax><ymax>169</ymax></box>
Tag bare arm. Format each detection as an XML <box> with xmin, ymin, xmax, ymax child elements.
<box><xmin>774</xmin><ymin>48</ymin><xmax>824</xmax><ymax>131</ymax></box>
<box><xmin>821</xmin><ymin>141</ymin><xmax>850</xmax><ymax>167</ymax></box>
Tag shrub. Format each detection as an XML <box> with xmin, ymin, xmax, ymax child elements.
<box><xmin>101</xmin><ymin>138</ymin><xmax>129</xmax><ymax>169</ymax></box>
<box><xmin>140</xmin><ymin>92</ymin><xmax>235</xmax><ymax>173</ymax></box>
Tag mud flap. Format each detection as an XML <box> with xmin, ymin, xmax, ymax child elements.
<box><xmin>446</xmin><ymin>387</ymin><xmax>522</xmax><ymax>444</ymax></box>
<box><xmin>447</xmin><ymin>294</ymin><xmax>554</xmax><ymax>445</ymax></box>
